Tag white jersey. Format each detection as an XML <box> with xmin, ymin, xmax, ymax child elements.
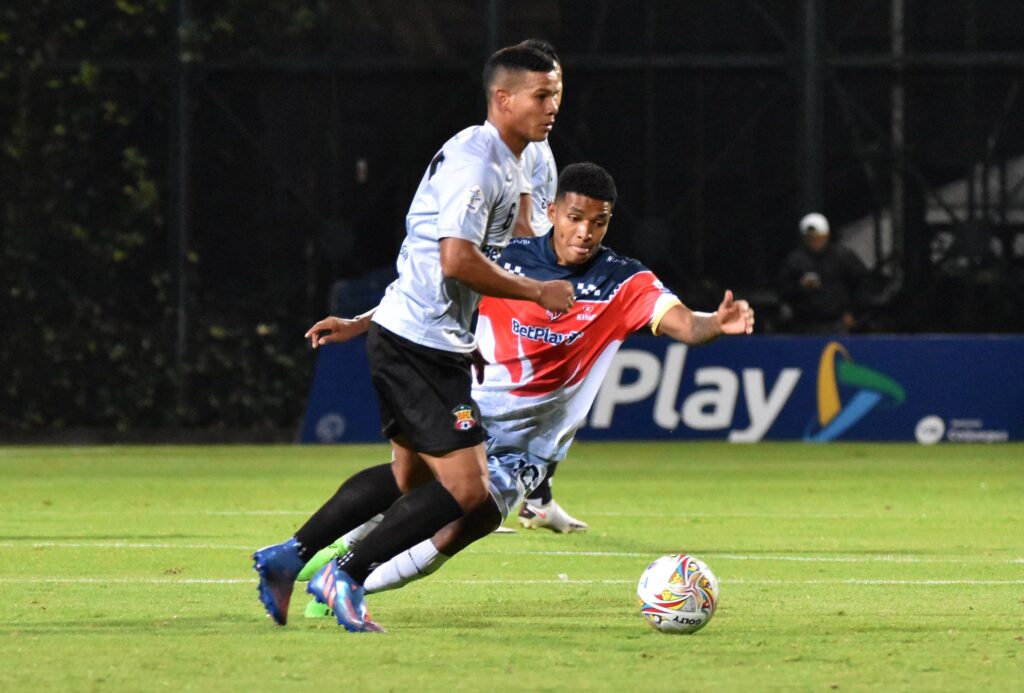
<box><xmin>520</xmin><ymin>139</ymin><xmax>557</xmax><ymax>235</ymax></box>
<box><xmin>373</xmin><ymin>121</ymin><xmax>523</xmax><ymax>353</ymax></box>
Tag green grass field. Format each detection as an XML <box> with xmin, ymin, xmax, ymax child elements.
<box><xmin>1</xmin><ymin>443</ymin><xmax>1021</xmax><ymax>691</ymax></box>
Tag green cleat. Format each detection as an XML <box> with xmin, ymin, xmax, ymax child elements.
<box><xmin>296</xmin><ymin>539</ymin><xmax>348</xmax><ymax>582</ymax></box>
<box><xmin>303</xmin><ymin>598</ymin><xmax>334</xmax><ymax>619</ymax></box>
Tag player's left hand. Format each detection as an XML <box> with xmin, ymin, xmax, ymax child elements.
<box><xmin>716</xmin><ymin>290</ymin><xmax>754</xmax><ymax>335</ymax></box>
<box><xmin>304</xmin><ymin>316</ymin><xmax>368</xmax><ymax>348</ymax></box>
<box><xmin>471</xmin><ymin>347</ymin><xmax>488</xmax><ymax>384</ymax></box>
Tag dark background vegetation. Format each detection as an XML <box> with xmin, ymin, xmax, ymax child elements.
<box><xmin>3</xmin><ymin>1</ymin><xmax>1022</xmax><ymax>437</ymax></box>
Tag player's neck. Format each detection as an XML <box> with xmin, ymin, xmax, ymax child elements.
<box><xmin>487</xmin><ymin>117</ymin><xmax>528</xmax><ymax>158</ymax></box>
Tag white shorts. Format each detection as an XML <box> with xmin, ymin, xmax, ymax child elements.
<box><xmin>484</xmin><ymin>442</ymin><xmax>551</xmax><ymax>521</ymax></box>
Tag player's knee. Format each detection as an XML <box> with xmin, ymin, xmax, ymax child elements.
<box><xmin>445</xmin><ymin>476</ymin><xmax>489</xmax><ymax>512</ymax></box>
<box><xmin>458</xmin><ymin>484</ymin><xmax>490</xmax><ymax>512</ymax></box>
<box><xmin>433</xmin><ymin>498</ymin><xmax>500</xmax><ymax>555</ymax></box>
<box><xmin>391</xmin><ymin>457</ymin><xmax>432</xmax><ymax>492</ymax></box>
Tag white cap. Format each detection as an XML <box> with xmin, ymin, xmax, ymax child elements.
<box><xmin>799</xmin><ymin>212</ymin><xmax>830</xmax><ymax>235</ymax></box>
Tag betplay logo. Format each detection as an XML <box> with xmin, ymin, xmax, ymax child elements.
<box><xmin>804</xmin><ymin>342</ymin><xmax>904</xmax><ymax>442</ymax></box>
<box><xmin>589</xmin><ymin>344</ymin><xmax>801</xmax><ymax>442</ymax></box>
<box><xmin>588</xmin><ymin>341</ymin><xmax>903</xmax><ymax>442</ymax></box>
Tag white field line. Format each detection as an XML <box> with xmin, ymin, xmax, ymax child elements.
<box><xmin>0</xmin><ymin>577</ymin><xmax>1022</xmax><ymax>587</ymax></box>
<box><xmin>446</xmin><ymin>578</ymin><xmax>1024</xmax><ymax>586</ymax></box>
<box><xmin>10</xmin><ymin>509</ymin><xmax>309</xmax><ymax>516</ymax></box>
<box><xmin>196</xmin><ymin>510</ymin><xmax>927</xmax><ymax>520</ymax></box>
<box><xmin>200</xmin><ymin>511</ymin><xmax>310</xmax><ymax>516</ymax></box>
<box><xmin>18</xmin><ymin>510</ymin><xmax>948</xmax><ymax>519</ymax></box>
<box><xmin>516</xmin><ymin>551</ymin><xmax>1024</xmax><ymax>564</ymax></box>
<box><xmin>587</xmin><ymin>511</ymin><xmax>937</xmax><ymax>519</ymax></box>
<box><xmin>9</xmin><ymin>505</ymin><xmax>983</xmax><ymax>515</ymax></box>
<box><xmin>0</xmin><ymin>542</ymin><xmax>254</xmax><ymax>550</ymax></box>
<box><xmin>1</xmin><ymin>542</ymin><xmax>1021</xmax><ymax>565</ymax></box>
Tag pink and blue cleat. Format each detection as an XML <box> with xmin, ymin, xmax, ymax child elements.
<box><xmin>306</xmin><ymin>561</ymin><xmax>384</xmax><ymax>633</ymax></box>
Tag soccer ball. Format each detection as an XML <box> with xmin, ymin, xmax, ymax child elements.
<box><xmin>636</xmin><ymin>554</ymin><xmax>719</xmax><ymax>634</ymax></box>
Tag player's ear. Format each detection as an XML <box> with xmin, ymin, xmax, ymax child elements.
<box><xmin>493</xmin><ymin>86</ymin><xmax>512</xmax><ymax>112</ymax></box>
<box><xmin>547</xmin><ymin>198</ymin><xmax>558</xmax><ymax>225</ymax></box>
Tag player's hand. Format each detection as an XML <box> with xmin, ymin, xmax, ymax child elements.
<box><xmin>799</xmin><ymin>272</ymin><xmax>822</xmax><ymax>290</ymax></box>
<box><xmin>716</xmin><ymin>290</ymin><xmax>754</xmax><ymax>335</ymax></box>
<box><xmin>470</xmin><ymin>347</ymin><xmax>488</xmax><ymax>384</ymax></box>
<box><xmin>304</xmin><ymin>316</ymin><xmax>367</xmax><ymax>348</ymax></box>
<box><xmin>537</xmin><ymin>280</ymin><xmax>575</xmax><ymax>313</ymax></box>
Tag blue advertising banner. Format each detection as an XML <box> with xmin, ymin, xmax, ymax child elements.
<box><xmin>300</xmin><ymin>335</ymin><xmax>1024</xmax><ymax>444</ymax></box>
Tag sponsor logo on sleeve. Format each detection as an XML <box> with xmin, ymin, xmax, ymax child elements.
<box><xmin>465</xmin><ymin>185</ymin><xmax>484</xmax><ymax>213</ymax></box>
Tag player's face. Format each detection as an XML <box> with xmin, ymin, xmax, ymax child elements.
<box><xmin>506</xmin><ymin>69</ymin><xmax>561</xmax><ymax>143</ymax></box>
<box><xmin>548</xmin><ymin>192</ymin><xmax>613</xmax><ymax>266</ymax></box>
<box><xmin>804</xmin><ymin>233</ymin><xmax>829</xmax><ymax>254</ymax></box>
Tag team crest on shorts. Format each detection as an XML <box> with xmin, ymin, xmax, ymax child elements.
<box><xmin>451</xmin><ymin>404</ymin><xmax>477</xmax><ymax>431</ymax></box>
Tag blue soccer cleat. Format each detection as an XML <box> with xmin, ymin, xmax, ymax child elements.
<box><xmin>306</xmin><ymin>561</ymin><xmax>385</xmax><ymax>633</ymax></box>
<box><xmin>252</xmin><ymin>538</ymin><xmax>305</xmax><ymax>626</ymax></box>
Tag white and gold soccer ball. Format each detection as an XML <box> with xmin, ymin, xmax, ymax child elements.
<box><xmin>636</xmin><ymin>554</ymin><xmax>719</xmax><ymax>634</ymax></box>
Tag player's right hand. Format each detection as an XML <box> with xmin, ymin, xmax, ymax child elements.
<box><xmin>537</xmin><ymin>279</ymin><xmax>576</xmax><ymax>313</ymax></box>
<box><xmin>304</xmin><ymin>316</ymin><xmax>367</xmax><ymax>348</ymax></box>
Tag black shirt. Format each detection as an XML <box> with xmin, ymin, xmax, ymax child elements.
<box><xmin>779</xmin><ymin>242</ymin><xmax>867</xmax><ymax>324</ymax></box>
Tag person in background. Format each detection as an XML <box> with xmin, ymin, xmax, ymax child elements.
<box><xmin>778</xmin><ymin>212</ymin><xmax>868</xmax><ymax>334</ymax></box>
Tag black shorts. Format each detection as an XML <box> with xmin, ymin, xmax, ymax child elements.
<box><xmin>366</xmin><ymin>322</ymin><xmax>486</xmax><ymax>455</ymax></box>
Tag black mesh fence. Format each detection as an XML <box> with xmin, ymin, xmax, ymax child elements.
<box><xmin>3</xmin><ymin>0</ymin><xmax>1022</xmax><ymax>433</ymax></box>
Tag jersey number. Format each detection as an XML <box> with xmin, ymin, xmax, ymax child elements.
<box><xmin>501</xmin><ymin>202</ymin><xmax>517</xmax><ymax>231</ymax></box>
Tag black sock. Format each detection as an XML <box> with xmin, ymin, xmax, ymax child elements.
<box><xmin>293</xmin><ymin>464</ymin><xmax>401</xmax><ymax>562</ymax></box>
<box><xmin>336</xmin><ymin>480</ymin><xmax>463</xmax><ymax>584</ymax></box>
<box><xmin>527</xmin><ymin>461</ymin><xmax>558</xmax><ymax>505</ymax></box>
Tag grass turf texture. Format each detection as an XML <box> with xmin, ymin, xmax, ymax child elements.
<box><xmin>1</xmin><ymin>443</ymin><xmax>1021</xmax><ymax>691</ymax></box>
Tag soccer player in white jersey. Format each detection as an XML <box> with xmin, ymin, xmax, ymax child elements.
<box><xmin>298</xmin><ymin>163</ymin><xmax>754</xmax><ymax>604</ymax></box>
<box><xmin>512</xmin><ymin>40</ymin><xmax>589</xmax><ymax>533</ymax></box>
<box><xmin>251</xmin><ymin>44</ymin><xmax>575</xmax><ymax>633</ymax></box>
<box><xmin>515</xmin><ymin>40</ymin><xmax>560</xmax><ymax>240</ymax></box>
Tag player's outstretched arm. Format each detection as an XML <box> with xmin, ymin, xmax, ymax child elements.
<box><xmin>656</xmin><ymin>290</ymin><xmax>754</xmax><ymax>346</ymax></box>
<box><xmin>304</xmin><ymin>308</ymin><xmax>375</xmax><ymax>349</ymax></box>
<box><xmin>439</xmin><ymin>237</ymin><xmax>575</xmax><ymax>313</ymax></box>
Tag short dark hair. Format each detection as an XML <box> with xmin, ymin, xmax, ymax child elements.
<box><xmin>482</xmin><ymin>45</ymin><xmax>556</xmax><ymax>95</ymax></box>
<box><xmin>556</xmin><ymin>163</ymin><xmax>618</xmax><ymax>207</ymax></box>
<box><xmin>517</xmin><ymin>39</ymin><xmax>559</xmax><ymax>66</ymax></box>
